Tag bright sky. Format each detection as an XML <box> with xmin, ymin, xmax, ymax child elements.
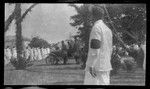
<box><xmin>5</xmin><ymin>3</ymin><xmax>82</xmax><ymax>43</ymax></box>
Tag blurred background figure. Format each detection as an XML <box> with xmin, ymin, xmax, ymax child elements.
<box><xmin>4</xmin><ymin>46</ymin><xmax>12</xmax><ymax>65</ymax></box>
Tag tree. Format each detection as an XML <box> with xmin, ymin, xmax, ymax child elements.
<box><xmin>105</xmin><ymin>4</ymin><xmax>146</xmax><ymax>68</ymax></box>
<box><xmin>69</xmin><ymin>4</ymin><xmax>146</xmax><ymax>69</ymax></box>
<box><xmin>5</xmin><ymin>3</ymin><xmax>38</xmax><ymax>69</ymax></box>
<box><xmin>105</xmin><ymin>4</ymin><xmax>146</xmax><ymax>46</ymax></box>
<box><xmin>5</xmin><ymin>3</ymin><xmax>38</xmax><ymax>33</ymax></box>
<box><xmin>69</xmin><ymin>4</ymin><xmax>93</xmax><ymax>68</ymax></box>
<box><xmin>28</xmin><ymin>36</ymin><xmax>51</xmax><ymax>48</ymax></box>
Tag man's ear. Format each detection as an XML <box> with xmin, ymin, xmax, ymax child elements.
<box><xmin>90</xmin><ymin>39</ymin><xmax>101</xmax><ymax>49</ymax></box>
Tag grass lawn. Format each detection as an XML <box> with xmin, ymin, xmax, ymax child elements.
<box><xmin>4</xmin><ymin>59</ymin><xmax>145</xmax><ymax>85</ymax></box>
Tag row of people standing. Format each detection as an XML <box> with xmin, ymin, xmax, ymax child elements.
<box><xmin>4</xmin><ymin>47</ymin><xmax>51</xmax><ymax>65</ymax></box>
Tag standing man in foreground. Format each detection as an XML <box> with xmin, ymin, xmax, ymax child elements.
<box><xmin>141</xmin><ymin>38</ymin><xmax>146</xmax><ymax>70</ymax></box>
<box><xmin>84</xmin><ymin>6</ymin><xmax>113</xmax><ymax>85</ymax></box>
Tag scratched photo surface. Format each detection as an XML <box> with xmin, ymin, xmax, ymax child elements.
<box><xmin>4</xmin><ymin>3</ymin><xmax>146</xmax><ymax>85</ymax></box>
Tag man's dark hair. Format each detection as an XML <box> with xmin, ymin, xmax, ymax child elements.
<box><xmin>91</xmin><ymin>6</ymin><xmax>105</xmax><ymax>20</ymax></box>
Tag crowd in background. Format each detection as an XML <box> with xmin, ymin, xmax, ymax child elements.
<box><xmin>4</xmin><ymin>46</ymin><xmax>51</xmax><ymax>65</ymax></box>
<box><xmin>4</xmin><ymin>40</ymin><xmax>146</xmax><ymax>72</ymax></box>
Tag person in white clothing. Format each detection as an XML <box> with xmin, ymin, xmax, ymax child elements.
<box><xmin>42</xmin><ymin>48</ymin><xmax>45</xmax><ymax>59</ymax></box>
<box><xmin>44</xmin><ymin>48</ymin><xmax>47</xmax><ymax>59</ymax></box>
<box><xmin>44</xmin><ymin>48</ymin><xmax>48</xmax><ymax>58</ymax></box>
<box><xmin>30</xmin><ymin>48</ymin><xmax>34</xmax><ymax>61</ymax></box>
<box><xmin>84</xmin><ymin>6</ymin><xmax>113</xmax><ymax>85</ymax></box>
<box><xmin>141</xmin><ymin>40</ymin><xmax>146</xmax><ymax>70</ymax></box>
<box><xmin>46</xmin><ymin>47</ymin><xmax>50</xmax><ymax>54</ymax></box>
<box><xmin>5</xmin><ymin>47</ymin><xmax>12</xmax><ymax>65</ymax></box>
<box><xmin>25</xmin><ymin>47</ymin><xmax>30</xmax><ymax>60</ymax></box>
<box><xmin>14</xmin><ymin>47</ymin><xmax>17</xmax><ymax>58</ymax></box>
<box><xmin>38</xmin><ymin>48</ymin><xmax>42</xmax><ymax>60</ymax></box>
<box><xmin>33</xmin><ymin>48</ymin><xmax>37</xmax><ymax>60</ymax></box>
<box><xmin>4</xmin><ymin>48</ymin><xmax>9</xmax><ymax>65</ymax></box>
<box><xmin>35</xmin><ymin>48</ymin><xmax>39</xmax><ymax>60</ymax></box>
<box><xmin>36</xmin><ymin>48</ymin><xmax>39</xmax><ymax>60</ymax></box>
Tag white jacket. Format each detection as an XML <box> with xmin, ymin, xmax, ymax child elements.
<box><xmin>141</xmin><ymin>43</ymin><xmax>146</xmax><ymax>70</ymax></box>
<box><xmin>85</xmin><ymin>20</ymin><xmax>113</xmax><ymax>71</ymax></box>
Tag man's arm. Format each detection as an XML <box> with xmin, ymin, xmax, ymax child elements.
<box><xmin>86</xmin><ymin>26</ymin><xmax>102</xmax><ymax>67</ymax></box>
<box><xmin>90</xmin><ymin>39</ymin><xmax>101</xmax><ymax>49</ymax></box>
<box><xmin>86</xmin><ymin>26</ymin><xmax>102</xmax><ymax>78</ymax></box>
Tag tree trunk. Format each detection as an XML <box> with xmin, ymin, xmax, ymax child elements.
<box><xmin>15</xmin><ymin>3</ymin><xmax>24</xmax><ymax>70</ymax></box>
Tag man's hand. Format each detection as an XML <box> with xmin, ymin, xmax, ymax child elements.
<box><xmin>89</xmin><ymin>67</ymin><xmax>97</xmax><ymax>78</ymax></box>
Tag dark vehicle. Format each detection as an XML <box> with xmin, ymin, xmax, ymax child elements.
<box><xmin>45</xmin><ymin>49</ymin><xmax>67</xmax><ymax>65</ymax></box>
<box><xmin>45</xmin><ymin>40</ymin><xmax>86</xmax><ymax>65</ymax></box>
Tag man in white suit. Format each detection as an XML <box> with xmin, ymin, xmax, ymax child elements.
<box><xmin>141</xmin><ymin>40</ymin><xmax>146</xmax><ymax>70</ymax></box>
<box><xmin>84</xmin><ymin>6</ymin><xmax>113</xmax><ymax>85</ymax></box>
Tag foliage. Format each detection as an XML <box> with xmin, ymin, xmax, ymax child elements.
<box><xmin>69</xmin><ymin>4</ymin><xmax>93</xmax><ymax>67</ymax></box>
<box><xmin>105</xmin><ymin>4</ymin><xmax>146</xmax><ymax>45</ymax></box>
<box><xmin>69</xmin><ymin>4</ymin><xmax>146</xmax><ymax>69</ymax></box>
<box><xmin>28</xmin><ymin>36</ymin><xmax>51</xmax><ymax>48</ymax></box>
<box><xmin>69</xmin><ymin>4</ymin><xmax>146</xmax><ymax>47</ymax></box>
<box><xmin>128</xmin><ymin>47</ymin><xmax>144</xmax><ymax>68</ymax></box>
<box><xmin>5</xmin><ymin>3</ymin><xmax>38</xmax><ymax>33</ymax></box>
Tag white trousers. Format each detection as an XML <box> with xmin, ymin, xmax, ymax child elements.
<box><xmin>84</xmin><ymin>70</ymin><xmax>110</xmax><ymax>85</ymax></box>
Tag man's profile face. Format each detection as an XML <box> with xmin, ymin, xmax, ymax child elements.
<box><xmin>91</xmin><ymin>6</ymin><xmax>104</xmax><ymax>23</ymax></box>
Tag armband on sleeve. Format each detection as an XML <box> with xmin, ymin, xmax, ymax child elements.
<box><xmin>90</xmin><ymin>39</ymin><xmax>101</xmax><ymax>49</ymax></box>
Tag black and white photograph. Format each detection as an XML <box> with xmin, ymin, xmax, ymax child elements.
<box><xmin>4</xmin><ymin>3</ymin><xmax>146</xmax><ymax>85</ymax></box>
